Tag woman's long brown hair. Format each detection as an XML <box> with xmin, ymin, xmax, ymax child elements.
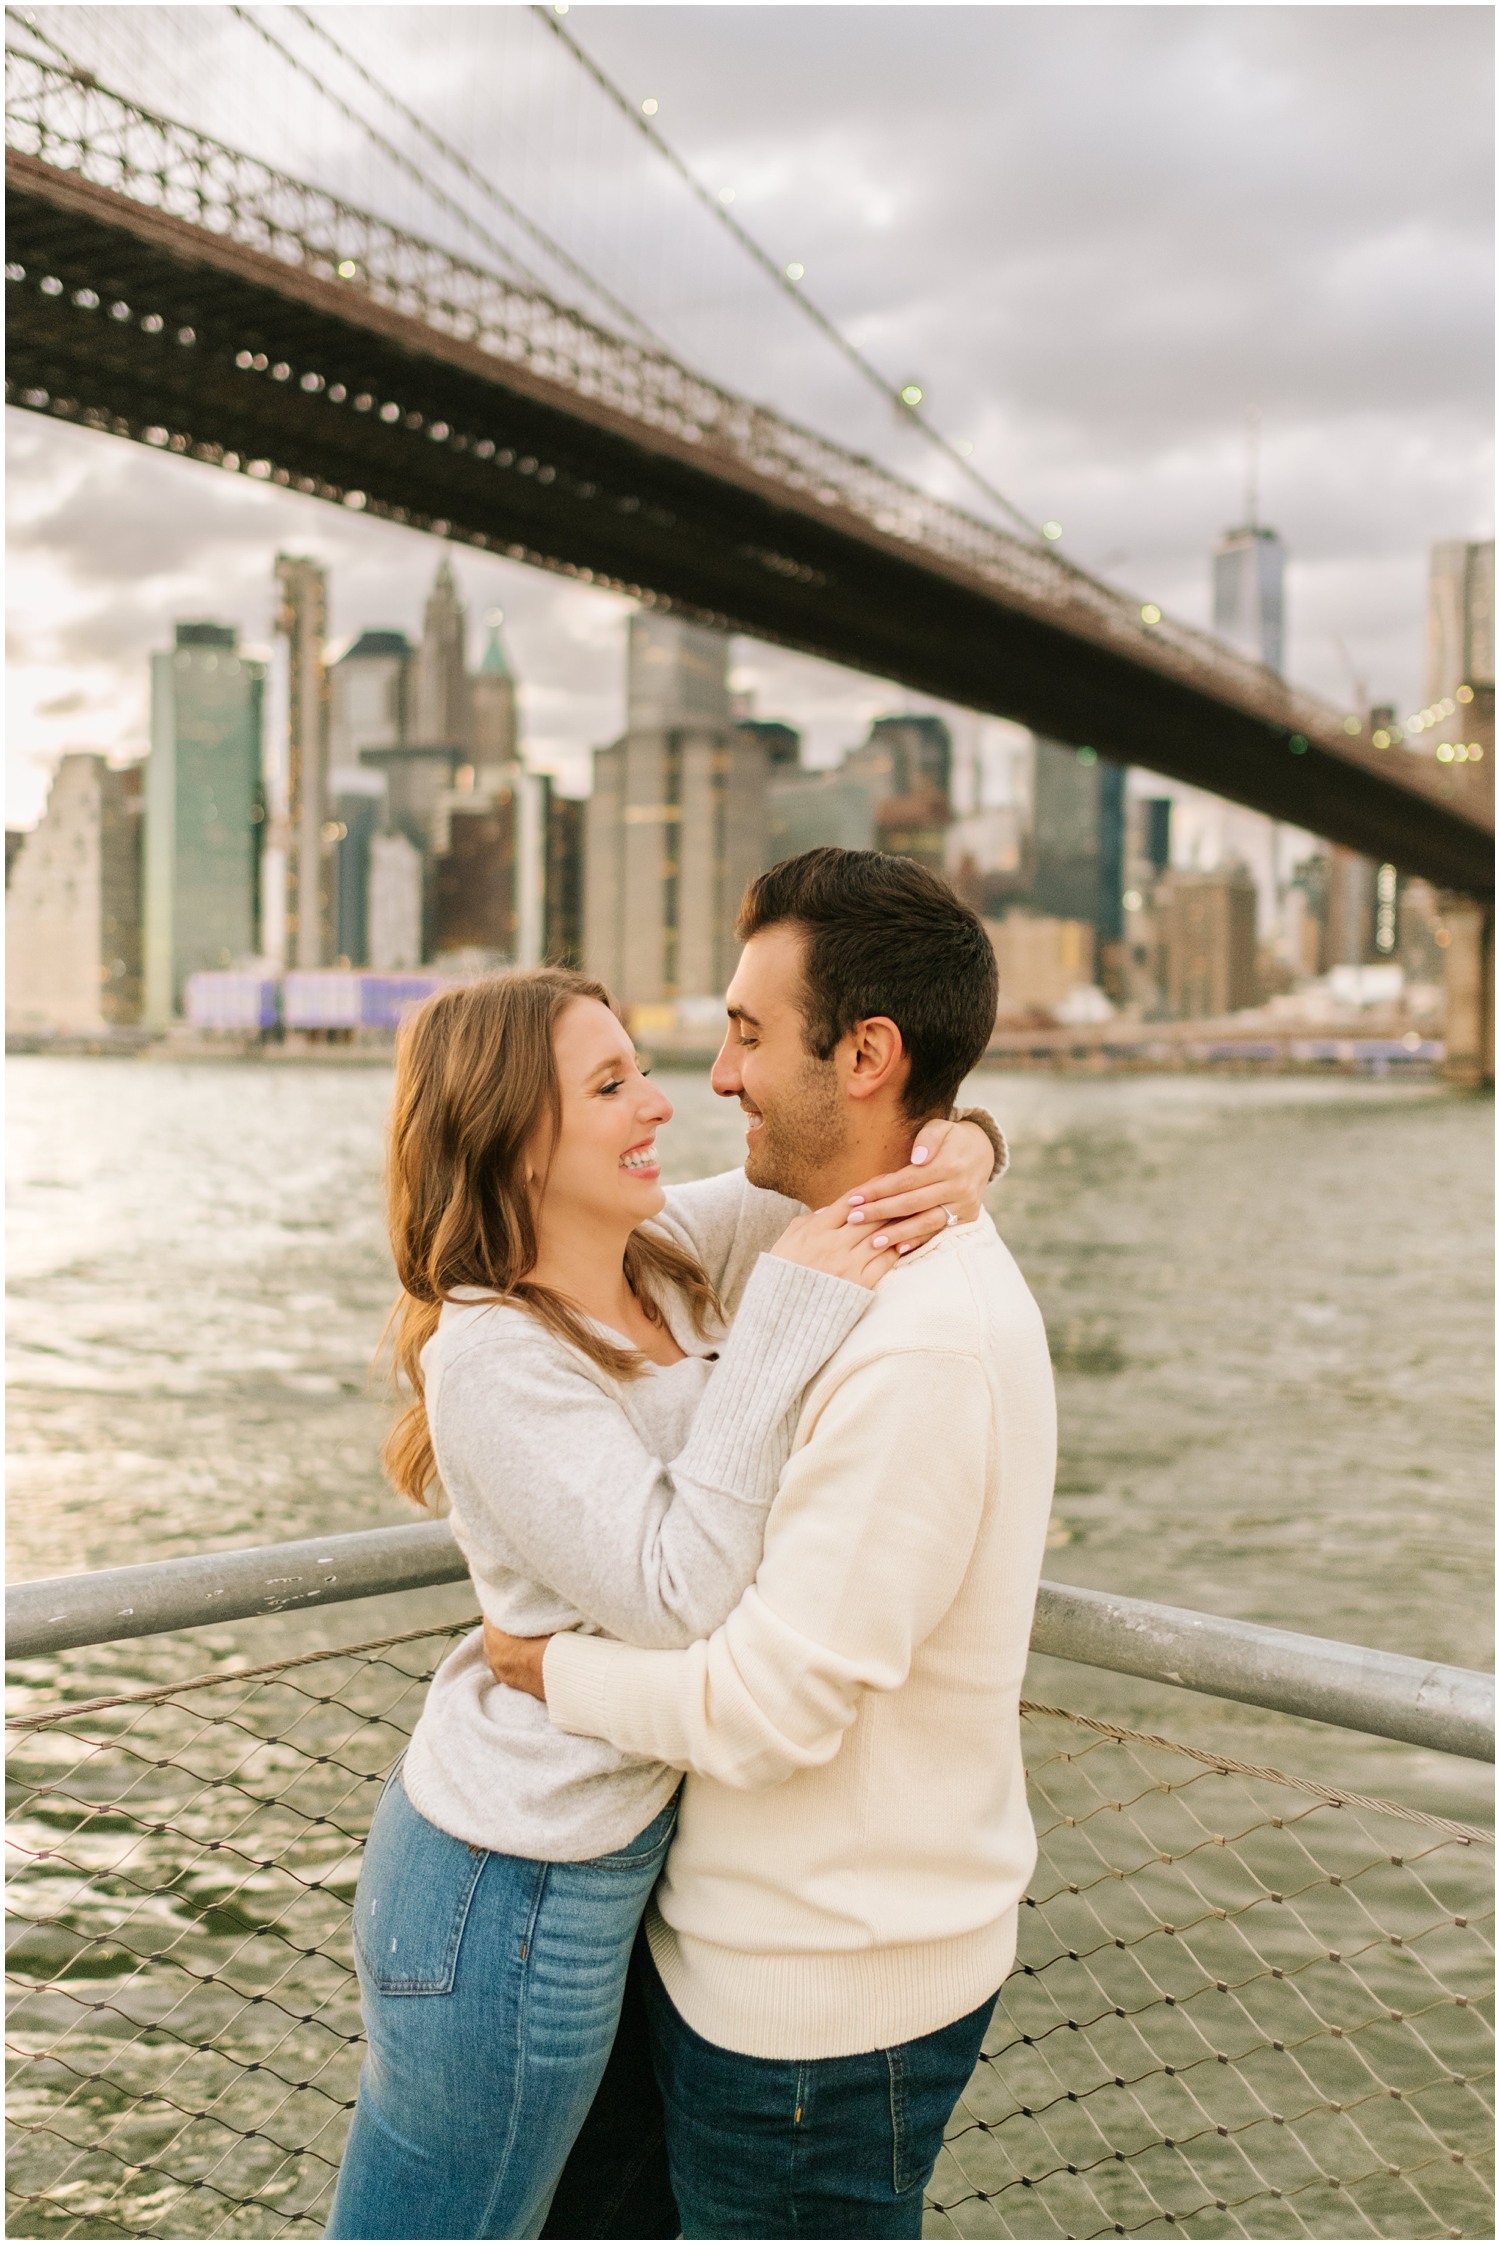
<box><xmin>383</xmin><ymin>969</ymin><xmax>720</xmax><ymax>1508</ymax></box>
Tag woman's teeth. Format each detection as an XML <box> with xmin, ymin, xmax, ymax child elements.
<box><xmin>620</xmin><ymin>1146</ymin><xmax>657</xmax><ymax>1172</ymax></box>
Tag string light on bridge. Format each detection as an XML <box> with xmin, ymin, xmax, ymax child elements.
<box><xmin>337</xmin><ymin>259</ymin><xmax>358</xmax><ymax>279</ymax></box>
<box><xmin>1140</xmin><ymin>603</ymin><xmax>1162</xmax><ymax>625</ymax></box>
<box><xmin>640</xmin><ymin>97</ymin><xmax>658</xmax><ymax>116</ymax></box>
<box><xmin>900</xmin><ymin>384</ymin><xmax>923</xmax><ymax>407</ymax></box>
<box><xmin>533</xmin><ymin>4</ymin><xmax>1053</xmax><ymax>550</ymax></box>
<box><xmin>1042</xmin><ymin>521</ymin><xmax>1063</xmax><ymax>540</ymax></box>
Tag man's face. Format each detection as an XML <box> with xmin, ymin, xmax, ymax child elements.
<box><xmin>711</xmin><ymin>925</ymin><xmax>847</xmax><ymax>1201</ymax></box>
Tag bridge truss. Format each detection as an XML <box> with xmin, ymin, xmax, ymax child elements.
<box><xmin>4</xmin><ymin>50</ymin><xmax>1491</xmax><ymax>893</ymax></box>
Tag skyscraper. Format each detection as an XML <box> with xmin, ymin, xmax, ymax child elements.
<box><xmin>1208</xmin><ymin>454</ymin><xmax>1290</xmax><ymax>946</ymax></box>
<box><xmin>332</xmin><ymin>772</ymin><xmax>386</xmax><ymax>967</ymax></box>
<box><xmin>767</xmin><ymin>766</ymin><xmax>877</xmax><ymax>861</ymax></box>
<box><xmin>330</xmin><ymin>629</ymin><xmax>410</xmax><ymax>766</ymax></box>
<box><xmin>144</xmin><ymin>623</ymin><xmax>264</xmax><ymax>1023</ymax></box>
<box><xmin>472</xmin><ymin>610</ymin><xmax>519</xmax><ymax>775</ymax></box>
<box><xmin>1158</xmin><ymin>867</ymin><xmax>1259</xmax><ymax>1018</ymax></box>
<box><xmin>431</xmin><ymin>788</ymin><xmax>523</xmax><ymax>958</ymax></box>
<box><xmin>586</xmin><ymin>615</ymin><xmax>768</xmax><ymax>1008</ymax></box>
<box><xmin>1029</xmin><ymin>739</ymin><xmax>1126</xmax><ymax>955</ymax></box>
<box><xmin>330</xmin><ymin>628</ymin><xmax>409</xmax><ymax>969</ymax></box>
<box><xmin>426</xmin><ymin>600</ymin><xmax>544</xmax><ymax>968</ymax></box>
<box><xmin>1212</xmin><ymin>526</ymin><xmax>1286</xmax><ymax>673</ymax></box>
<box><xmin>7</xmin><ymin>755</ymin><xmax>144</xmax><ymax>1033</ymax></box>
<box><xmin>545</xmin><ymin>792</ymin><xmax>585</xmax><ymax>968</ymax></box>
<box><xmin>411</xmin><ymin>559</ymin><xmax>471</xmax><ymax>751</ymax></box>
<box><xmin>843</xmin><ymin>714</ymin><xmax>953</xmax><ymax>872</ymax></box>
<box><xmin>1426</xmin><ymin>539</ymin><xmax>1495</xmax><ymax>704</ymax></box>
<box><xmin>273</xmin><ymin>555</ymin><xmax>331</xmax><ymax>970</ymax></box>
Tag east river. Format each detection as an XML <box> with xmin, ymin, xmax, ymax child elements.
<box><xmin>6</xmin><ymin>1056</ymin><xmax>1493</xmax><ymax>1822</ymax></box>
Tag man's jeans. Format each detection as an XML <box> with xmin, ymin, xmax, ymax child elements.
<box><xmin>644</xmin><ymin>1952</ymin><xmax>997</xmax><ymax>2239</ymax></box>
<box><xmin>325</xmin><ymin>1764</ymin><xmax>677</xmax><ymax>2241</ymax></box>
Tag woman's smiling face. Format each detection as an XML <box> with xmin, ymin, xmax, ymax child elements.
<box><xmin>532</xmin><ymin>997</ymin><xmax>673</xmax><ymax>1236</ymax></box>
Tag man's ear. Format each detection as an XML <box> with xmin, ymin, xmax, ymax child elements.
<box><xmin>844</xmin><ymin>1015</ymin><xmax>907</xmax><ymax>1103</ymax></box>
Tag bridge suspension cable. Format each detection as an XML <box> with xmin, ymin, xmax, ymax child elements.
<box><xmin>226</xmin><ymin>4</ymin><xmax>556</xmax><ymax>304</ymax></box>
<box><xmin>534</xmin><ymin>1</ymin><xmax>1050</xmax><ymax>551</ymax></box>
<box><xmin>284</xmin><ymin>4</ymin><xmax>672</xmax><ymax>356</ymax></box>
<box><xmin>4</xmin><ymin>7</ymin><xmax>78</xmax><ymax>76</ymax></box>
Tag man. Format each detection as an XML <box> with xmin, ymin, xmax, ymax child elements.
<box><xmin>491</xmin><ymin>847</ymin><xmax>1057</xmax><ymax>2238</ymax></box>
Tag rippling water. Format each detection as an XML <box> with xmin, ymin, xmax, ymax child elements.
<box><xmin>6</xmin><ymin>1056</ymin><xmax>1493</xmax><ymax>1817</ymax></box>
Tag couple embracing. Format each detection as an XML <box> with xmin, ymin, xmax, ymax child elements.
<box><xmin>328</xmin><ymin>847</ymin><xmax>1058</xmax><ymax>2241</ymax></box>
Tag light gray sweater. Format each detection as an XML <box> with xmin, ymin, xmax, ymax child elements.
<box><xmin>400</xmin><ymin>1170</ymin><xmax>872</xmax><ymax>1860</ymax></box>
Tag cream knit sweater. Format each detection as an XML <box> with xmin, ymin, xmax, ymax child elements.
<box><xmin>544</xmin><ymin>1211</ymin><xmax>1057</xmax><ymax>2060</ymax></box>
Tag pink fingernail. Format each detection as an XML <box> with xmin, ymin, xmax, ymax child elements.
<box><xmin>848</xmin><ymin>1193</ymin><xmax>865</xmax><ymax>1205</ymax></box>
<box><xmin>897</xmin><ymin>1243</ymin><xmax>913</xmax><ymax>1254</ymax></box>
<box><xmin>872</xmin><ymin>1234</ymin><xmax>890</xmax><ymax>1249</ymax></box>
<box><xmin>847</xmin><ymin>1209</ymin><xmax>867</xmax><ymax>1222</ymax></box>
<box><xmin>911</xmin><ymin>1147</ymin><xmax>931</xmax><ymax>1165</ymax></box>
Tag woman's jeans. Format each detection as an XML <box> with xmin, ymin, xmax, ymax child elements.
<box><xmin>325</xmin><ymin>1764</ymin><xmax>678</xmax><ymax>2241</ymax></box>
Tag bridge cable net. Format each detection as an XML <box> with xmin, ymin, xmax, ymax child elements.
<box><xmin>6</xmin><ymin>1</ymin><xmax>952</xmax><ymax>494</ymax></box>
<box><xmin>5</xmin><ymin>33</ymin><xmax>1344</xmax><ymax>743</ymax></box>
<box><xmin>6</xmin><ymin>1623</ymin><xmax>1493</xmax><ymax>2239</ymax></box>
<box><xmin>7</xmin><ymin>0</ymin><xmax>1115</xmax><ymax>583</ymax></box>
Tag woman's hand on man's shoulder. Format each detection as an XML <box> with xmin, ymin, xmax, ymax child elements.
<box><xmin>767</xmin><ymin>1197</ymin><xmax>903</xmax><ymax>1290</ymax></box>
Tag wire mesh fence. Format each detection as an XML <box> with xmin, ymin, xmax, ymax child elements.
<box><xmin>6</xmin><ymin>1623</ymin><xmax>1493</xmax><ymax>2241</ymax></box>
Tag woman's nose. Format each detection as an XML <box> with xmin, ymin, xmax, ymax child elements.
<box><xmin>642</xmin><ymin>1079</ymin><xmax>673</xmax><ymax>1124</ymax></box>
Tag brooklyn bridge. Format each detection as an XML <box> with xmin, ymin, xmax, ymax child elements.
<box><xmin>6</xmin><ymin>41</ymin><xmax>1492</xmax><ymax>898</ymax></box>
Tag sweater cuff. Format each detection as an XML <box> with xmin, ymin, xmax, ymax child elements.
<box><xmin>952</xmin><ymin>1106</ymin><xmax>1009</xmax><ymax>1181</ymax></box>
<box><xmin>676</xmin><ymin>1252</ymin><xmax>868</xmax><ymax>1503</ymax></box>
<box><xmin>545</xmin><ymin>1629</ymin><xmax>685</xmax><ymax>1758</ymax></box>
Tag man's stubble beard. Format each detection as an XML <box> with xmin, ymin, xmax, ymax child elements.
<box><xmin>742</xmin><ymin>1052</ymin><xmax>848</xmax><ymax>1205</ymax></box>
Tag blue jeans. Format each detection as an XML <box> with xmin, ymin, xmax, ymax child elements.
<box><xmin>645</xmin><ymin>1954</ymin><xmax>998</xmax><ymax>2239</ymax></box>
<box><xmin>326</xmin><ymin>1764</ymin><xmax>678</xmax><ymax>2241</ymax></box>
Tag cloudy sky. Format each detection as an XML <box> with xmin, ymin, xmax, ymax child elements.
<box><xmin>7</xmin><ymin>3</ymin><xmax>1493</xmax><ymax>827</ymax></box>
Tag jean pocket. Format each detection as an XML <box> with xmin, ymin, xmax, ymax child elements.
<box><xmin>353</xmin><ymin>1771</ymin><xmax>487</xmax><ymax>1996</ymax></box>
<box><xmin>594</xmin><ymin>1791</ymin><xmax>679</xmax><ymax>1871</ymax></box>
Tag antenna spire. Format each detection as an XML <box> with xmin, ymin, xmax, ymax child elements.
<box><xmin>1244</xmin><ymin>404</ymin><xmax>1261</xmax><ymax>529</ymax></box>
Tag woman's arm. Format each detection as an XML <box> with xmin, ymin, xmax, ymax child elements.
<box><xmin>652</xmin><ymin>1170</ymin><xmax>799</xmax><ymax>1307</ymax></box>
<box><xmin>535</xmin><ymin>1351</ymin><xmax>996</xmax><ymax>1790</ymax></box>
<box><xmin>437</xmin><ymin>1248</ymin><xmax>871</xmax><ymax>1653</ymax></box>
<box><xmin>654</xmin><ymin>1113</ymin><xmax>1006</xmax><ymax>1305</ymax></box>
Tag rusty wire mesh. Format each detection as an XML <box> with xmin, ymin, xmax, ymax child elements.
<box><xmin>6</xmin><ymin>1624</ymin><xmax>1493</xmax><ymax>2241</ymax></box>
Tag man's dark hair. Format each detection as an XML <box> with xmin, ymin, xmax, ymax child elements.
<box><xmin>737</xmin><ymin>848</ymin><xmax>999</xmax><ymax>1118</ymax></box>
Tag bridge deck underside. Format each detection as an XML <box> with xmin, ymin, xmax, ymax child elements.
<box><xmin>6</xmin><ymin>160</ymin><xmax>1492</xmax><ymax>895</ymax></box>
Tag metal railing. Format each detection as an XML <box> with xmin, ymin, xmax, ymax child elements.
<box><xmin>6</xmin><ymin>1540</ymin><xmax>1494</xmax><ymax>2241</ymax></box>
<box><xmin>9</xmin><ymin>1524</ymin><xmax>1494</xmax><ymax>1761</ymax></box>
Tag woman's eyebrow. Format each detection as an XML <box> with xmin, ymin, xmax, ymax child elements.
<box><xmin>585</xmin><ymin>1053</ymin><xmax>630</xmax><ymax>1083</ymax></box>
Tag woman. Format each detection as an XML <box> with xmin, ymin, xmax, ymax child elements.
<box><xmin>326</xmin><ymin>970</ymin><xmax>1001</xmax><ymax>2241</ymax></box>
